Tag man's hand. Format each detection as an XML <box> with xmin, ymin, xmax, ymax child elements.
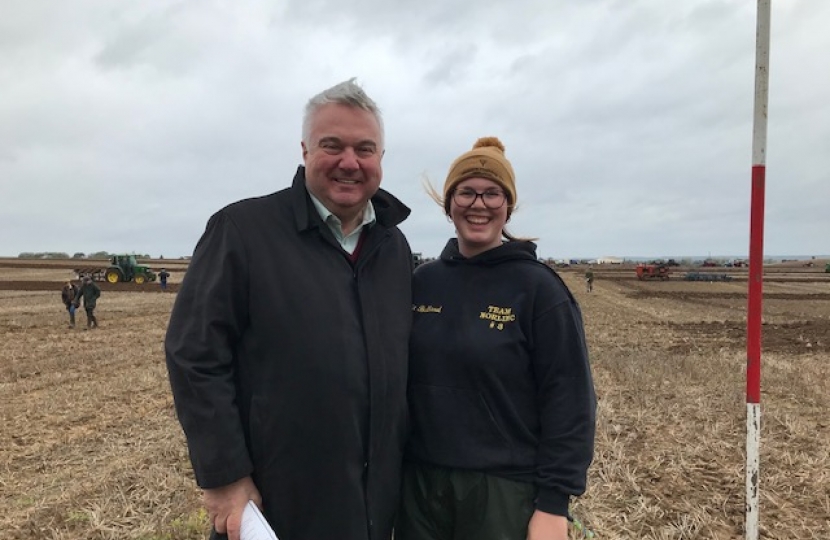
<box><xmin>203</xmin><ymin>476</ymin><xmax>261</xmax><ymax>540</ymax></box>
<box><xmin>527</xmin><ymin>509</ymin><xmax>568</xmax><ymax>540</ymax></box>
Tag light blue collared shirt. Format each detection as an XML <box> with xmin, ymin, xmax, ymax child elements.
<box><xmin>308</xmin><ymin>192</ymin><xmax>376</xmax><ymax>254</ymax></box>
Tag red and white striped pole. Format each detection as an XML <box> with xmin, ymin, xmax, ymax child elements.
<box><xmin>746</xmin><ymin>1</ymin><xmax>770</xmax><ymax>539</ymax></box>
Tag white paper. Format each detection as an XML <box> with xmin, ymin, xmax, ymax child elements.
<box><xmin>240</xmin><ymin>500</ymin><xmax>279</xmax><ymax>540</ymax></box>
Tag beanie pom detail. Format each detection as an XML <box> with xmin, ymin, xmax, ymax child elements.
<box><xmin>472</xmin><ymin>136</ymin><xmax>505</xmax><ymax>153</ymax></box>
<box><xmin>443</xmin><ymin>135</ymin><xmax>516</xmax><ymax>209</ymax></box>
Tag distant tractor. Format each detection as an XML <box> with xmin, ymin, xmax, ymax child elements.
<box><xmin>636</xmin><ymin>263</ymin><xmax>670</xmax><ymax>281</ymax></box>
<box><xmin>75</xmin><ymin>254</ymin><xmax>157</xmax><ymax>284</ymax></box>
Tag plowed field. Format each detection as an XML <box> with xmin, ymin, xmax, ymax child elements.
<box><xmin>1</xmin><ymin>262</ymin><xmax>828</xmax><ymax>539</ymax></box>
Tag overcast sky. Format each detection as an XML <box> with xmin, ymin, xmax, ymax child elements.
<box><xmin>2</xmin><ymin>0</ymin><xmax>828</xmax><ymax>259</ymax></box>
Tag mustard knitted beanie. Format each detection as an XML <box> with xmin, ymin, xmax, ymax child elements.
<box><xmin>443</xmin><ymin>137</ymin><xmax>516</xmax><ymax>209</ymax></box>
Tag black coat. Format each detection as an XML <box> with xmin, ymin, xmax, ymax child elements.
<box><xmin>76</xmin><ymin>281</ymin><xmax>100</xmax><ymax>308</ymax></box>
<box><xmin>61</xmin><ymin>284</ymin><xmax>79</xmax><ymax>307</ymax></box>
<box><xmin>165</xmin><ymin>167</ymin><xmax>413</xmax><ymax>540</ymax></box>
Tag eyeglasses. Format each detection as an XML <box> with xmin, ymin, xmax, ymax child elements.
<box><xmin>451</xmin><ymin>188</ymin><xmax>507</xmax><ymax>209</ymax></box>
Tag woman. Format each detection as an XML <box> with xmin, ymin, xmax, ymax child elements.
<box><xmin>61</xmin><ymin>280</ymin><xmax>79</xmax><ymax>328</ymax></box>
<box><xmin>398</xmin><ymin>137</ymin><xmax>596</xmax><ymax>540</ymax></box>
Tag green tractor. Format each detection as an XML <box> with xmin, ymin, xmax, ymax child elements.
<box><xmin>105</xmin><ymin>255</ymin><xmax>157</xmax><ymax>284</ymax></box>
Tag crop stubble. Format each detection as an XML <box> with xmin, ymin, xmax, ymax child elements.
<box><xmin>0</xmin><ymin>266</ymin><xmax>828</xmax><ymax>539</ymax></box>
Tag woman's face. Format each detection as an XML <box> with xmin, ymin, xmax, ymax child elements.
<box><xmin>449</xmin><ymin>177</ymin><xmax>509</xmax><ymax>258</ymax></box>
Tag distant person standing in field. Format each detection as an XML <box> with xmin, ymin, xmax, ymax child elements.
<box><xmin>585</xmin><ymin>266</ymin><xmax>594</xmax><ymax>293</ymax></box>
<box><xmin>75</xmin><ymin>276</ymin><xmax>101</xmax><ymax>329</ymax></box>
<box><xmin>61</xmin><ymin>280</ymin><xmax>79</xmax><ymax>328</ymax></box>
<box><xmin>158</xmin><ymin>268</ymin><xmax>170</xmax><ymax>291</ymax></box>
<box><xmin>397</xmin><ymin>137</ymin><xmax>596</xmax><ymax>540</ymax></box>
<box><xmin>165</xmin><ymin>78</ymin><xmax>413</xmax><ymax>540</ymax></box>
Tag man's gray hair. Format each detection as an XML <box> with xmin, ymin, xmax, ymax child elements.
<box><xmin>302</xmin><ymin>78</ymin><xmax>384</xmax><ymax>148</ymax></box>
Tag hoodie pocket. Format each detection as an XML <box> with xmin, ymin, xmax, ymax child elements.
<box><xmin>409</xmin><ymin>384</ymin><xmax>512</xmax><ymax>467</ymax></box>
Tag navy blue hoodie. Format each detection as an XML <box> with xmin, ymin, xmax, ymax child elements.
<box><xmin>406</xmin><ymin>239</ymin><xmax>596</xmax><ymax>516</ymax></box>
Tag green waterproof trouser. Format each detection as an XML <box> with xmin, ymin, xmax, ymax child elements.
<box><xmin>396</xmin><ymin>463</ymin><xmax>537</xmax><ymax>540</ymax></box>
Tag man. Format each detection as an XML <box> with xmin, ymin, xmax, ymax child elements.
<box><xmin>61</xmin><ymin>280</ymin><xmax>80</xmax><ymax>328</ymax></box>
<box><xmin>158</xmin><ymin>268</ymin><xmax>170</xmax><ymax>291</ymax></box>
<box><xmin>165</xmin><ymin>79</ymin><xmax>413</xmax><ymax>540</ymax></box>
<box><xmin>75</xmin><ymin>276</ymin><xmax>101</xmax><ymax>329</ymax></box>
<box><xmin>585</xmin><ymin>266</ymin><xmax>594</xmax><ymax>293</ymax></box>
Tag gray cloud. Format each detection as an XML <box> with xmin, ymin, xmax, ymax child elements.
<box><xmin>1</xmin><ymin>0</ymin><xmax>828</xmax><ymax>259</ymax></box>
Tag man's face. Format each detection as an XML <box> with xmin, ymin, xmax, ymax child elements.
<box><xmin>302</xmin><ymin>103</ymin><xmax>383</xmax><ymax>223</ymax></box>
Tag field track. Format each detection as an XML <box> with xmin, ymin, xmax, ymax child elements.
<box><xmin>0</xmin><ymin>281</ymin><xmax>180</xmax><ymax>293</ymax></box>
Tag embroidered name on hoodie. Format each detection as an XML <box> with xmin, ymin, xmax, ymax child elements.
<box><xmin>480</xmin><ymin>305</ymin><xmax>516</xmax><ymax>330</ymax></box>
<box><xmin>414</xmin><ymin>304</ymin><xmax>442</xmax><ymax>313</ymax></box>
